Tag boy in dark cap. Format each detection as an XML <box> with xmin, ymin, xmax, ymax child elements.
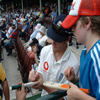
<box><xmin>16</xmin><ymin>14</ymin><xmax>79</xmax><ymax>100</ymax></box>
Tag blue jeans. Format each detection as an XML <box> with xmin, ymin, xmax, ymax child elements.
<box><xmin>4</xmin><ymin>39</ymin><xmax>14</xmax><ymax>53</ymax></box>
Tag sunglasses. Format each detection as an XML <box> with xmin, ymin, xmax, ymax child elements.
<box><xmin>52</xmin><ymin>22</ymin><xmax>72</xmax><ymax>36</ymax></box>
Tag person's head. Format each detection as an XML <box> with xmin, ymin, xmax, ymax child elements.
<box><xmin>61</xmin><ymin>0</ymin><xmax>100</xmax><ymax>44</ymax></box>
<box><xmin>29</xmin><ymin>38</ymin><xmax>39</xmax><ymax>53</ymax></box>
<box><xmin>47</xmin><ymin>14</ymin><xmax>71</xmax><ymax>53</ymax></box>
<box><xmin>35</xmin><ymin>23</ymin><xmax>41</xmax><ymax>31</ymax></box>
<box><xmin>39</xmin><ymin>26</ymin><xmax>46</xmax><ymax>36</ymax></box>
<box><xmin>7</xmin><ymin>23</ymin><xmax>12</xmax><ymax>28</ymax></box>
<box><xmin>23</xmin><ymin>19</ymin><xmax>27</xmax><ymax>25</ymax></box>
<box><xmin>72</xmin><ymin>16</ymin><xmax>100</xmax><ymax>43</ymax></box>
<box><xmin>52</xmin><ymin>7</ymin><xmax>55</xmax><ymax>12</ymax></box>
<box><xmin>12</xmin><ymin>24</ymin><xmax>16</xmax><ymax>30</ymax></box>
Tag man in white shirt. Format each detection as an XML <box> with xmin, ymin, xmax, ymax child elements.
<box><xmin>6</xmin><ymin>24</ymin><xmax>13</xmax><ymax>39</ymax></box>
<box><xmin>1</xmin><ymin>23</ymin><xmax>13</xmax><ymax>46</ymax></box>
<box><xmin>2</xmin><ymin>23</ymin><xmax>13</xmax><ymax>40</ymax></box>
<box><xmin>16</xmin><ymin>14</ymin><xmax>79</xmax><ymax>100</ymax></box>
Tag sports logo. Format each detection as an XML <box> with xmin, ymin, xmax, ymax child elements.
<box><xmin>58</xmin><ymin>73</ymin><xmax>64</xmax><ymax>82</ymax></box>
<box><xmin>43</xmin><ymin>62</ymin><xmax>49</xmax><ymax>73</ymax></box>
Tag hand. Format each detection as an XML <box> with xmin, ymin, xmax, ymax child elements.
<box><xmin>27</xmin><ymin>47</ymin><xmax>32</xmax><ymax>52</ymax></box>
<box><xmin>67</xmin><ymin>83</ymin><xmax>96</xmax><ymax>100</ymax></box>
<box><xmin>16</xmin><ymin>84</ymin><xmax>27</xmax><ymax>100</ymax></box>
<box><xmin>29</xmin><ymin>69</ymin><xmax>36</xmax><ymax>81</ymax></box>
<box><xmin>6</xmin><ymin>30</ymin><xmax>8</xmax><ymax>33</ymax></box>
<box><xmin>67</xmin><ymin>83</ymin><xmax>81</xmax><ymax>100</ymax></box>
<box><xmin>22</xmin><ymin>29</ymin><xmax>24</xmax><ymax>32</ymax></box>
<box><xmin>29</xmin><ymin>70</ymin><xmax>44</xmax><ymax>89</ymax></box>
<box><xmin>64</xmin><ymin>67</ymin><xmax>75</xmax><ymax>82</ymax></box>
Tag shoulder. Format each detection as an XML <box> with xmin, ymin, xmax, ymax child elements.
<box><xmin>63</xmin><ymin>47</ymin><xmax>79</xmax><ymax>67</ymax></box>
<box><xmin>90</xmin><ymin>40</ymin><xmax>100</xmax><ymax>65</ymax></box>
<box><xmin>0</xmin><ymin>63</ymin><xmax>6</xmax><ymax>81</ymax></box>
<box><xmin>41</xmin><ymin>45</ymin><xmax>52</xmax><ymax>52</ymax></box>
<box><xmin>40</xmin><ymin>45</ymin><xmax>52</xmax><ymax>55</ymax></box>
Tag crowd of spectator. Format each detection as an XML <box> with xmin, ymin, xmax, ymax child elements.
<box><xmin>0</xmin><ymin>1</ymin><xmax>73</xmax><ymax>100</ymax></box>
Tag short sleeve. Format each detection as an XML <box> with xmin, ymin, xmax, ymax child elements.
<box><xmin>0</xmin><ymin>63</ymin><xmax>6</xmax><ymax>82</ymax></box>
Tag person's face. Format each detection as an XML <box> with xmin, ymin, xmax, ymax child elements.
<box><xmin>39</xmin><ymin>31</ymin><xmax>44</xmax><ymax>36</ymax></box>
<box><xmin>72</xmin><ymin>20</ymin><xmax>87</xmax><ymax>44</ymax></box>
<box><xmin>23</xmin><ymin>22</ymin><xmax>27</xmax><ymax>25</ymax></box>
<box><xmin>31</xmin><ymin>44</ymin><xmax>38</xmax><ymax>53</ymax></box>
<box><xmin>52</xmin><ymin>40</ymin><xmax>67</xmax><ymax>53</ymax></box>
<box><xmin>7</xmin><ymin>25</ymin><xmax>10</xmax><ymax>28</ymax></box>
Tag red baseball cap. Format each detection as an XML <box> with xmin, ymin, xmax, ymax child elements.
<box><xmin>61</xmin><ymin>0</ymin><xmax>100</xmax><ymax>29</ymax></box>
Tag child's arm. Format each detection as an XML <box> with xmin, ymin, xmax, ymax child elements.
<box><xmin>64</xmin><ymin>66</ymin><xmax>79</xmax><ymax>83</ymax></box>
<box><xmin>67</xmin><ymin>83</ymin><xmax>96</xmax><ymax>100</ymax></box>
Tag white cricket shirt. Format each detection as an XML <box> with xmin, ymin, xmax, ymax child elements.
<box><xmin>37</xmin><ymin>45</ymin><xmax>79</xmax><ymax>96</ymax></box>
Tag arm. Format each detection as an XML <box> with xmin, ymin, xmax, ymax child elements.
<box><xmin>34</xmin><ymin>54</ymin><xmax>39</xmax><ymax>66</ymax></box>
<box><xmin>43</xmin><ymin>86</ymin><xmax>64</xmax><ymax>100</ymax></box>
<box><xmin>64</xmin><ymin>66</ymin><xmax>79</xmax><ymax>83</ymax></box>
<box><xmin>29</xmin><ymin>71</ymin><xmax>64</xmax><ymax>100</ymax></box>
<box><xmin>67</xmin><ymin>83</ymin><xmax>96</xmax><ymax>100</ymax></box>
<box><xmin>1</xmin><ymin>79</ymin><xmax>10</xmax><ymax>100</ymax></box>
<box><xmin>22</xmin><ymin>29</ymin><xmax>24</xmax><ymax>32</ymax></box>
<box><xmin>32</xmin><ymin>45</ymin><xmax>39</xmax><ymax>65</ymax></box>
<box><xmin>16</xmin><ymin>84</ymin><xmax>26</xmax><ymax>100</ymax></box>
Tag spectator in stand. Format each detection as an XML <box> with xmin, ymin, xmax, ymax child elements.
<box><xmin>35</xmin><ymin>9</ymin><xmax>40</xmax><ymax>20</ymax></box>
<box><xmin>20</xmin><ymin>15</ymin><xmax>25</xmax><ymax>23</ymax></box>
<box><xmin>38</xmin><ymin>26</ymin><xmax>48</xmax><ymax>47</ymax></box>
<box><xmin>13</xmin><ymin>18</ymin><xmax>17</xmax><ymax>27</ymax></box>
<box><xmin>29</xmin><ymin>18</ymin><xmax>34</xmax><ymax>29</ymax></box>
<box><xmin>30</xmin><ymin>23</ymin><xmax>41</xmax><ymax>41</ymax></box>
<box><xmin>27</xmin><ymin>38</ymin><xmax>43</xmax><ymax>66</ymax></box>
<box><xmin>23</xmin><ymin>23</ymin><xmax>41</xmax><ymax>48</ymax></box>
<box><xmin>50</xmin><ymin>7</ymin><xmax>58</xmax><ymax>19</ymax></box>
<box><xmin>4</xmin><ymin>25</ymin><xmax>18</xmax><ymax>56</ymax></box>
<box><xmin>15</xmin><ymin>16</ymin><xmax>20</xmax><ymax>22</ymax></box>
<box><xmin>1</xmin><ymin>23</ymin><xmax>13</xmax><ymax>46</ymax></box>
<box><xmin>36</xmin><ymin>10</ymin><xmax>44</xmax><ymax>23</ymax></box>
<box><xmin>45</xmin><ymin>6</ymin><xmax>51</xmax><ymax>16</ymax></box>
<box><xmin>0</xmin><ymin>20</ymin><xmax>6</xmax><ymax>30</ymax></box>
<box><xmin>19</xmin><ymin>19</ymin><xmax>28</xmax><ymax>41</ymax></box>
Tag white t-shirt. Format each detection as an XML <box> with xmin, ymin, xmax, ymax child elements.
<box><xmin>37</xmin><ymin>45</ymin><xmax>79</xmax><ymax>96</ymax></box>
<box><xmin>39</xmin><ymin>35</ymin><xmax>48</xmax><ymax>46</ymax></box>
<box><xmin>6</xmin><ymin>27</ymin><xmax>13</xmax><ymax>39</ymax></box>
<box><xmin>13</xmin><ymin>19</ymin><xmax>17</xmax><ymax>27</ymax></box>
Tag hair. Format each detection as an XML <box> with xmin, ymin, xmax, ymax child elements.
<box><xmin>79</xmin><ymin>16</ymin><xmax>100</xmax><ymax>35</ymax></box>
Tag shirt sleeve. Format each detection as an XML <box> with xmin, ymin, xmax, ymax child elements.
<box><xmin>10</xmin><ymin>31</ymin><xmax>17</xmax><ymax>38</ymax></box>
<box><xmin>90</xmin><ymin>61</ymin><xmax>100</xmax><ymax>100</ymax></box>
<box><xmin>0</xmin><ymin>63</ymin><xmax>6</xmax><ymax>82</ymax></box>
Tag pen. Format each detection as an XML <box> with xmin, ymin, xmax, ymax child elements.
<box><xmin>10</xmin><ymin>82</ymin><xmax>36</xmax><ymax>90</ymax></box>
<box><xmin>32</xmin><ymin>65</ymin><xmax>35</xmax><ymax>76</ymax></box>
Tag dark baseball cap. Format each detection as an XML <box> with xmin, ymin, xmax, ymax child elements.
<box><xmin>47</xmin><ymin>14</ymin><xmax>71</xmax><ymax>42</ymax></box>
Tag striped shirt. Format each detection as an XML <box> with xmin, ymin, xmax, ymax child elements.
<box><xmin>10</xmin><ymin>29</ymin><xmax>17</xmax><ymax>39</ymax></box>
<box><xmin>79</xmin><ymin>40</ymin><xmax>100</xmax><ymax>99</ymax></box>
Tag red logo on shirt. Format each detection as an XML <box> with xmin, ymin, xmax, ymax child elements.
<box><xmin>43</xmin><ymin>62</ymin><xmax>49</xmax><ymax>72</ymax></box>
